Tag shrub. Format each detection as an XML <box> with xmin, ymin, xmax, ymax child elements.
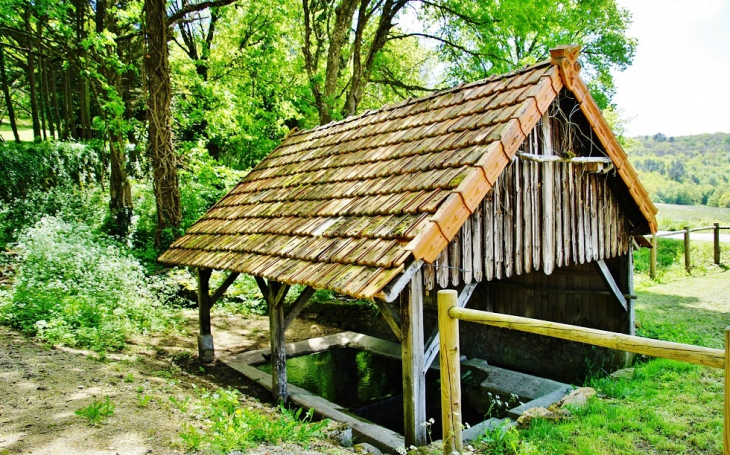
<box><xmin>0</xmin><ymin>184</ymin><xmax>108</xmax><ymax>248</ymax></box>
<box><xmin>0</xmin><ymin>141</ymin><xmax>101</xmax><ymax>204</ymax></box>
<box><xmin>0</xmin><ymin>216</ymin><xmax>175</xmax><ymax>351</ymax></box>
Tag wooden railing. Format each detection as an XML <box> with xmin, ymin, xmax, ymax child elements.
<box><xmin>436</xmin><ymin>289</ymin><xmax>730</xmax><ymax>455</ymax></box>
<box><xmin>649</xmin><ymin>223</ymin><xmax>728</xmax><ymax>278</ymax></box>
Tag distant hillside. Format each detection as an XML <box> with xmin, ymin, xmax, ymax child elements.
<box><xmin>625</xmin><ymin>132</ymin><xmax>730</xmax><ymax>207</ymax></box>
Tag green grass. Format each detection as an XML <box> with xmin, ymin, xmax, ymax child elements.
<box><xmin>0</xmin><ymin>119</ymin><xmax>49</xmax><ymax>142</ymax></box>
<box><xmin>633</xmin><ymin>237</ymin><xmax>729</xmax><ymax>288</ymax></box>
<box><xmin>474</xmin><ymin>272</ymin><xmax>730</xmax><ymax>454</ymax></box>
<box><xmin>655</xmin><ymin>203</ymin><xmax>730</xmax><ymax>231</ymax></box>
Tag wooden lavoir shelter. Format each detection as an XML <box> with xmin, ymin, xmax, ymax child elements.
<box><xmin>159</xmin><ymin>45</ymin><xmax>657</xmax><ymax>446</ymax></box>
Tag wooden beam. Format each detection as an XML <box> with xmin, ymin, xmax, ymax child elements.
<box><xmin>376</xmin><ymin>260</ymin><xmax>424</xmax><ymax>302</ymax></box>
<box><xmin>255</xmin><ymin>277</ymin><xmax>292</xmax><ymax>403</ymax></box>
<box><xmin>449</xmin><ymin>307</ymin><xmax>725</xmax><ymax>369</ymax></box>
<box><xmin>270</xmin><ymin>294</ymin><xmax>287</xmax><ymax>402</ymax></box>
<box><xmin>516</xmin><ymin>151</ymin><xmax>613</xmax><ymax>164</ymax></box>
<box><xmin>724</xmin><ymin>328</ymin><xmax>730</xmax><ymax>455</ymax></box>
<box><xmin>374</xmin><ymin>298</ymin><xmax>403</xmax><ymax>341</ymax></box>
<box><xmin>283</xmin><ymin>286</ymin><xmax>316</xmax><ymax>329</ymax></box>
<box><xmin>209</xmin><ymin>272</ymin><xmax>240</xmax><ymax>307</ymax></box>
<box><xmin>255</xmin><ymin>276</ymin><xmax>269</xmax><ymax>301</ymax></box>
<box><xmin>197</xmin><ymin>268</ymin><xmax>214</xmax><ymax>363</ymax></box>
<box><xmin>275</xmin><ymin>282</ymin><xmax>291</xmax><ymax>308</ymax></box>
<box><xmin>595</xmin><ymin>260</ymin><xmax>628</xmax><ymax>311</ymax></box>
<box><xmin>423</xmin><ymin>283</ymin><xmax>477</xmax><ymax>374</ymax></box>
<box><xmin>401</xmin><ymin>269</ymin><xmax>426</xmax><ymax>447</ymax></box>
<box><xmin>438</xmin><ymin>289</ymin><xmax>462</xmax><ymax>454</ymax></box>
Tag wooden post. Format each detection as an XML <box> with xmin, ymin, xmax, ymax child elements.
<box><xmin>684</xmin><ymin>226</ymin><xmax>691</xmax><ymax>273</ymax></box>
<box><xmin>269</xmin><ymin>281</ymin><xmax>288</xmax><ymax>403</ymax></box>
<box><xmin>650</xmin><ymin>234</ymin><xmax>658</xmax><ymax>279</ymax></box>
<box><xmin>715</xmin><ymin>223</ymin><xmax>721</xmax><ymax>265</ymax></box>
<box><xmin>402</xmin><ymin>269</ymin><xmax>426</xmax><ymax>447</ymax></box>
<box><xmin>197</xmin><ymin>268</ymin><xmax>214</xmax><ymax>363</ymax></box>
<box><xmin>725</xmin><ymin>327</ymin><xmax>729</xmax><ymax>455</ymax></box>
<box><xmin>438</xmin><ymin>290</ymin><xmax>462</xmax><ymax>455</ymax></box>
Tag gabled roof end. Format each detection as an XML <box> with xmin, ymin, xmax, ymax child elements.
<box><xmin>550</xmin><ymin>45</ymin><xmax>582</xmax><ymax>92</ymax></box>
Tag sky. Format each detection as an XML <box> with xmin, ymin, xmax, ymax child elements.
<box><xmin>613</xmin><ymin>0</ymin><xmax>730</xmax><ymax>137</ymax></box>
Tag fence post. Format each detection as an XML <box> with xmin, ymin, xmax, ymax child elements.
<box><xmin>438</xmin><ymin>290</ymin><xmax>462</xmax><ymax>455</ymax></box>
<box><xmin>716</xmin><ymin>223</ymin><xmax>721</xmax><ymax>266</ymax></box>
<box><xmin>650</xmin><ymin>234</ymin><xmax>658</xmax><ymax>279</ymax></box>
<box><xmin>684</xmin><ymin>226</ymin><xmax>691</xmax><ymax>273</ymax></box>
<box><xmin>725</xmin><ymin>327</ymin><xmax>729</xmax><ymax>455</ymax></box>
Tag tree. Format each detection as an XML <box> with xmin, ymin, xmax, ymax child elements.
<box><xmin>423</xmin><ymin>0</ymin><xmax>636</xmax><ymax>108</ymax></box>
<box><xmin>302</xmin><ymin>0</ymin><xmax>438</xmax><ymax>124</ymax></box>
<box><xmin>144</xmin><ymin>0</ymin><xmax>239</xmax><ymax>245</ymax></box>
<box><xmin>0</xmin><ymin>44</ymin><xmax>21</xmax><ymax>142</ymax></box>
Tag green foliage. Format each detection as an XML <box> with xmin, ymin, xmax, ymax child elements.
<box><xmin>425</xmin><ymin>0</ymin><xmax>636</xmax><ymax>107</ymax></box>
<box><xmin>475</xmin><ymin>420</ymin><xmax>537</xmax><ymax>455</ymax></box>
<box><xmin>75</xmin><ymin>396</ymin><xmax>116</xmax><ymax>425</ymax></box>
<box><xmin>0</xmin><ymin>216</ymin><xmax>177</xmax><ymax>351</ymax></box>
<box><xmin>137</xmin><ymin>393</ymin><xmax>153</xmax><ymax>408</ymax></box>
<box><xmin>178</xmin><ymin>389</ymin><xmax>328</xmax><ymax>452</ymax></box>
<box><xmin>129</xmin><ymin>147</ymin><xmax>246</xmax><ymax>266</ymax></box>
<box><xmin>627</xmin><ymin>132</ymin><xmax>730</xmax><ymax>207</ymax></box>
<box><xmin>0</xmin><ymin>142</ymin><xmax>101</xmax><ymax>204</ymax></box>
<box><xmin>633</xmin><ymin>236</ymin><xmax>727</xmax><ymax>287</ymax></box>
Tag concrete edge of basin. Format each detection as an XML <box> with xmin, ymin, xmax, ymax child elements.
<box><xmin>220</xmin><ymin>331</ymin><xmax>574</xmax><ymax>453</ymax></box>
<box><xmin>221</xmin><ymin>332</ymin><xmax>406</xmax><ymax>453</ymax></box>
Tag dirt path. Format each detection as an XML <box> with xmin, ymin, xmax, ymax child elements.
<box><xmin>0</xmin><ymin>311</ymin><xmax>354</xmax><ymax>455</ymax></box>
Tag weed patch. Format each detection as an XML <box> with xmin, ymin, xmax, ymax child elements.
<box><xmin>75</xmin><ymin>396</ymin><xmax>115</xmax><ymax>425</ymax></box>
<box><xmin>179</xmin><ymin>389</ymin><xmax>328</xmax><ymax>452</ymax></box>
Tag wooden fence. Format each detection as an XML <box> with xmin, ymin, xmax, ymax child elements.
<box><xmin>436</xmin><ymin>289</ymin><xmax>729</xmax><ymax>455</ymax></box>
<box><xmin>649</xmin><ymin>223</ymin><xmax>729</xmax><ymax>278</ymax></box>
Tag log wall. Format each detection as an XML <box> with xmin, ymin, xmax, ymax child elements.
<box><xmin>423</xmin><ymin>157</ymin><xmax>631</xmax><ymax>291</ymax></box>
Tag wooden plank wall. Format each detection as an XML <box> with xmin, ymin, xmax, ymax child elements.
<box><xmin>423</xmin><ymin>157</ymin><xmax>631</xmax><ymax>292</ymax></box>
<box><xmin>477</xmin><ymin>261</ymin><xmax>624</xmax><ymax>332</ymax></box>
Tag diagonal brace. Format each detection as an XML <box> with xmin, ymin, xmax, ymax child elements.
<box><xmin>209</xmin><ymin>272</ymin><xmax>240</xmax><ymax>308</ymax></box>
<box><xmin>284</xmin><ymin>286</ymin><xmax>316</xmax><ymax>330</ymax></box>
<box><xmin>374</xmin><ymin>298</ymin><xmax>403</xmax><ymax>341</ymax></box>
<box><xmin>422</xmin><ymin>282</ymin><xmax>477</xmax><ymax>374</ymax></box>
<box><xmin>595</xmin><ymin>260</ymin><xmax>628</xmax><ymax>311</ymax></box>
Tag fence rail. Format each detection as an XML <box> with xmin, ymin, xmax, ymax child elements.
<box><xmin>649</xmin><ymin>222</ymin><xmax>728</xmax><ymax>278</ymax></box>
<box><xmin>436</xmin><ymin>289</ymin><xmax>730</xmax><ymax>455</ymax></box>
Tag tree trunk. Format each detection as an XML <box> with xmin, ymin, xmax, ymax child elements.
<box><xmin>0</xmin><ymin>44</ymin><xmax>20</xmax><ymax>143</ymax></box>
<box><xmin>320</xmin><ymin>0</ymin><xmax>358</xmax><ymax>125</ymax></box>
<box><xmin>40</xmin><ymin>56</ymin><xmax>54</xmax><ymax>140</ymax></box>
<box><xmin>25</xmin><ymin>11</ymin><xmax>41</xmax><ymax>139</ymax></box>
<box><xmin>145</xmin><ymin>0</ymin><xmax>181</xmax><ymax>246</ymax></box>
<box><xmin>49</xmin><ymin>63</ymin><xmax>62</xmax><ymax>137</ymax></box>
<box><xmin>63</xmin><ymin>69</ymin><xmax>74</xmax><ymax>140</ymax></box>
<box><xmin>96</xmin><ymin>0</ymin><xmax>134</xmax><ymax>236</ymax></box>
<box><xmin>74</xmin><ymin>0</ymin><xmax>91</xmax><ymax>140</ymax></box>
<box><xmin>108</xmin><ymin>131</ymin><xmax>134</xmax><ymax>235</ymax></box>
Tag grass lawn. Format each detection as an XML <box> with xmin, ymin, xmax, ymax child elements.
<box><xmin>655</xmin><ymin>203</ymin><xmax>730</xmax><ymax>230</ymax></box>
<box><xmin>477</xmin><ymin>272</ymin><xmax>729</xmax><ymax>454</ymax></box>
<box><xmin>0</xmin><ymin>120</ymin><xmax>48</xmax><ymax>142</ymax></box>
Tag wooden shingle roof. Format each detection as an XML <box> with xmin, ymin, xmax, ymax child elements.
<box><xmin>159</xmin><ymin>45</ymin><xmax>657</xmax><ymax>300</ymax></box>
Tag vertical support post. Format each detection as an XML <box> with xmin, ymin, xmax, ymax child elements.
<box><xmin>725</xmin><ymin>327</ymin><xmax>729</xmax><ymax>455</ymax></box>
<box><xmin>402</xmin><ymin>269</ymin><xmax>426</xmax><ymax>447</ymax></box>
<box><xmin>438</xmin><ymin>290</ymin><xmax>462</xmax><ymax>455</ymax></box>
<box><xmin>197</xmin><ymin>267</ymin><xmax>214</xmax><ymax>363</ymax></box>
<box><xmin>684</xmin><ymin>226</ymin><xmax>691</xmax><ymax>273</ymax></box>
<box><xmin>715</xmin><ymin>223</ymin><xmax>721</xmax><ymax>266</ymax></box>
<box><xmin>627</xmin><ymin>245</ymin><xmax>635</xmax><ymax>336</ymax></box>
<box><xmin>650</xmin><ymin>234</ymin><xmax>658</xmax><ymax>279</ymax></box>
<box><xmin>269</xmin><ymin>281</ymin><xmax>288</xmax><ymax>403</ymax></box>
